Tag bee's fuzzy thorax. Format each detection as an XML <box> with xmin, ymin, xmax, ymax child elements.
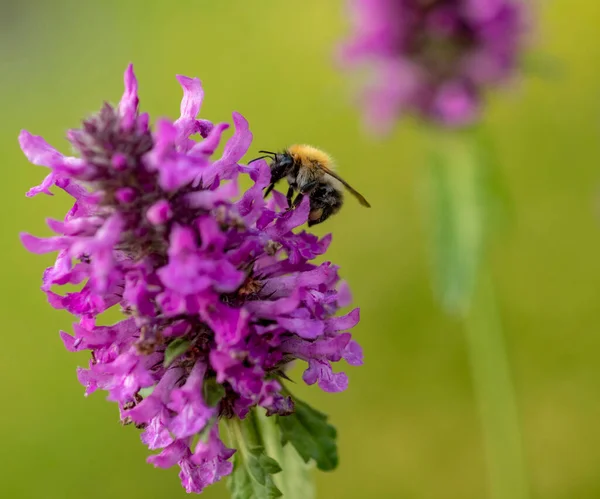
<box><xmin>287</xmin><ymin>144</ymin><xmax>335</xmax><ymax>170</ymax></box>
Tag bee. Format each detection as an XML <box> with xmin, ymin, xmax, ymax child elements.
<box><xmin>251</xmin><ymin>145</ymin><xmax>370</xmax><ymax>226</ymax></box>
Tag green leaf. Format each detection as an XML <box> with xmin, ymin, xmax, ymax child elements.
<box><xmin>226</xmin><ymin>416</ymin><xmax>283</xmax><ymax>499</ymax></box>
<box><xmin>203</xmin><ymin>378</ymin><xmax>226</xmax><ymax>407</ymax></box>
<box><xmin>228</xmin><ymin>446</ymin><xmax>283</xmax><ymax>499</ymax></box>
<box><xmin>278</xmin><ymin>443</ymin><xmax>315</xmax><ymax>499</ymax></box>
<box><xmin>163</xmin><ymin>337</ymin><xmax>190</xmax><ymax>367</ymax></box>
<box><xmin>421</xmin><ymin>128</ymin><xmax>511</xmax><ymax>315</ymax></box>
<box><xmin>277</xmin><ymin>397</ymin><xmax>338</xmax><ymax>471</ymax></box>
<box><xmin>137</xmin><ymin>386</ymin><xmax>155</xmax><ymax>398</ymax></box>
<box><xmin>258</xmin><ymin>454</ymin><xmax>283</xmax><ymax>475</ymax></box>
<box><xmin>248</xmin><ymin>454</ymin><xmax>268</xmax><ymax>485</ymax></box>
<box><xmin>256</xmin><ymin>408</ymin><xmax>315</xmax><ymax>499</ymax></box>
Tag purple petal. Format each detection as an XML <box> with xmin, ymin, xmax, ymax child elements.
<box><xmin>324</xmin><ymin>308</ymin><xmax>360</xmax><ymax>332</ymax></box>
<box><xmin>158</xmin><ymin>225</ymin><xmax>245</xmax><ymax>295</ymax></box>
<box><xmin>219</xmin><ymin>112</ymin><xmax>252</xmax><ymax>166</ymax></box>
<box><xmin>184</xmin><ymin>181</ymin><xmax>239</xmax><ymax>209</ymax></box>
<box><xmin>26</xmin><ymin>172</ymin><xmax>58</xmax><ymax>197</ymax></box>
<box><xmin>203</xmin><ymin>305</ymin><xmax>249</xmax><ymax>347</ymax></box>
<box><xmin>302</xmin><ymin>359</ymin><xmax>349</xmax><ymax>392</ymax></box>
<box><xmin>244</xmin><ymin>292</ymin><xmax>300</xmax><ymax>318</ymax></box>
<box><xmin>202</xmin><ymin>112</ymin><xmax>253</xmax><ymax>184</ymax></box>
<box><xmin>270</xmin><ymin>197</ymin><xmax>311</xmax><ymax>237</ymax></box>
<box><xmin>20</xmin><ymin>233</ymin><xmax>71</xmax><ymax>254</ymax></box>
<box><xmin>276</xmin><ymin>317</ymin><xmax>325</xmax><ymax>339</ymax></box>
<box><xmin>464</xmin><ymin>0</ymin><xmax>505</xmax><ymax>22</ymax></box>
<box><xmin>158</xmin><ymin>427</ymin><xmax>234</xmax><ymax>493</ymax></box>
<box><xmin>147</xmin><ymin>120</ymin><xmax>210</xmax><ymax>191</ymax></box>
<box><xmin>197</xmin><ymin>119</ymin><xmax>214</xmax><ymax>138</ymax></box>
<box><xmin>19</xmin><ymin>130</ymin><xmax>64</xmax><ymax>167</ymax></box>
<box><xmin>343</xmin><ymin>340</ymin><xmax>364</xmax><ymax>366</ymax></box>
<box><xmin>196</xmin><ymin>216</ymin><xmax>226</xmax><ymax>253</ymax></box>
<box><xmin>261</xmin><ymin>262</ymin><xmax>339</xmax><ymax>297</ymax></box>
<box><xmin>141</xmin><ymin>409</ymin><xmax>175</xmax><ymax>449</ymax></box>
<box><xmin>125</xmin><ymin>368</ymin><xmax>183</xmax><ymax>422</ymax></box>
<box><xmin>432</xmin><ymin>82</ymin><xmax>479</xmax><ymax>126</ymax></box>
<box><xmin>265</xmin><ymin>394</ymin><xmax>295</xmax><ymax>416</ymax></box>
<box><xmin>192</xmin><ymin>426</ymin><xmax>236</xmax><ymax>464</ymax></box>
<box><xmin>148</xmin><ymin>119</ymin><xmax>177</xmax><ymax>163</ymax></box>
<box><xmin>148</xmin><ymin>439</ymin><xmax>190</xmax><ymax>469</ymax></box>
<box><xmin>179</xmin><ymin>454</ymin><xmax>232</xmax><ymax>494</ymax></box>
<box><xmin>65</xmin><ymin>318</ymin><xmax>137</xmax><ymax>351</ymax></box>
<box><xmin>146</xmin><ymin>200</ymin><xmax>172</xmax><ymax>225</ymax></box>
<box><xmin>189</xmin><ymin>122</ymin><xmax>230</xmax><ymax>156</ymax></box>
<box><xmin>336</xmin><ymin>280</ymin><xmax>353</xmax><ymax>307</ymax></box>
<box><xmin>235</xmin><ymin>161</ymin><xmax>274</xmax><ymax>224</ymax></box>
<box><xmin>118</xmin><ymin>64</ymin><xmax>139</xmax><ymax>130</ymax></box>
<box><xmin>209</xmin><ymin>350</ymin><xmax>239</xmax><ymax>384</ymax></box>
<box><xmin>282</xmin><ymin>333</ymin><xmax>351</xmax><ymax>362</ymax></box>
<box><xmin>167</xmin><ymin>361</ymin><xmax>215</xmax><ymax>439</ymax></box>
<box><xmin>42</xmin><ymin>250</ymin><xmax>73</xmax><ymax>289</ymax></box>
<box><xmin>174</xmin><ymin>76</ymin><xmax>205</xmax><ymax>149</ymax></box>
<box><xmin>176</xmin><ymin>75</ymin><xmax>204</xmax><ymax>120</ymax></box>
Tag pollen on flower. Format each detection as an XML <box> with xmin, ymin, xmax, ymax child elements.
<box><xmin>340</xmin><ymin>0</ymin><xmax>525</xmax><ymax>130</ymax></box>
<box><xmin>20</xmin><ymin>64</ymin><xmax>363</xmax><ymax>494</ymax></box>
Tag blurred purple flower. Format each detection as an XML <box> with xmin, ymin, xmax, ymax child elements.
<box><xmin>340</xmin><ymin>0</ymin><xmax>525</xmax><ymax>130</ymax></box>
<box><xmin>20</xmin><ymin>65</ymin><xmax>362</xmax><ymax>494</ymax></box>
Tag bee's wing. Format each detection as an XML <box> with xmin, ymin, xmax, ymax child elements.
<box><xmin>319</xmin><ymin>165</ymin><xmax>371</xmax><ymax>207</ymax></box>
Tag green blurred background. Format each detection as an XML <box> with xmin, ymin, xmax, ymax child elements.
<box><xmin>2</xmin><ymin>1</ymin><xmax>600</xmax><ymax>498</ymax></box>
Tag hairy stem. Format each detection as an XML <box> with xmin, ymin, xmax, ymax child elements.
<box><xmin>465</xmin><ymin>269</ymin><xmax>530</xmax><ymax>499</ymax></box>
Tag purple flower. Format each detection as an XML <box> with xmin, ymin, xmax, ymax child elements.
<box><xmin>20</xmin><ymin>64</ymin><xmax>362</xmax><ymax>494</ymax></box>
<box><xmin>340</xmin><ymin>0</ymin><xmax>525</xmax><ymax>130</ymax></box>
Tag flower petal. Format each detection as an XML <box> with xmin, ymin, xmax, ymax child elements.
<box><xmin>176</xmin><ymin>75</ymin><xmax>204</xmax><ymax>120</ymax></box>
<box><xmin>118</xmin><ymin>63</ymin><xmax>139</xmax><ymax>130</ymax></box>
<box><xmin>303</xmin><ymin>359</ymin><xmax>349</xmax><ymax>392</ymax></box>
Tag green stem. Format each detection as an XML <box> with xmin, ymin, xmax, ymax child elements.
<box><xmin>465</xmin><ymin>269</ymin><xmax>530</xmax><ymax>499</ymax></box>
<box><xmin>225</xmin><ymin>410</ymin><xmax>315</xmax><ymax>499</ymax></box>
<box><xmin>255</xmin><ymin>409</ymin><xmax>283</xmax><ymax>468</ymax></box>
<box><xmin>422</xmin><ymin>125</ymin><xmax>529</xmax><ymax>499</ymax></box>
<box><xmin>225</xmin><ymin>417</ymin><xmax>247</xmax><ymax>457</ymax></box>
<box><xmin>226</xmin><ymin>411</ymin><xmax>261</xmax><ymax>457</ymax></box>
<box><xmin>256</xmin><ymin>408</ymin><xmax>315</xmax><ymax>498</ymax></box>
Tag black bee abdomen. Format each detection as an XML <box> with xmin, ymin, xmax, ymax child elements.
<box><xmin>307</xmin><ymin>183</ymin><xmax>344</xmax><ymax>226</ymax></box>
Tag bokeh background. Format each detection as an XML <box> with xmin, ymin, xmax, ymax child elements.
<box><xmin>2</xmin><ymin>1</ymin><xmax>600</xmax><ymax>498</ymax></box>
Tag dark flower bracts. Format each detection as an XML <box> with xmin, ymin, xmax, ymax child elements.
<box><xmin>20</xmin><ymin>65</ymin><xmax>362</xmax><ymax>494</ymax></box>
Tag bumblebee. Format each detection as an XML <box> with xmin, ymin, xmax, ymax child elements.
<box><xmin>252</xmin><ymin>145</ymin><xmax>370</xmax><ymax>226</ymax></box>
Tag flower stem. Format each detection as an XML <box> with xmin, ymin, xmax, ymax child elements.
<box><xmin>465</xmin><ymin>269</ymin><xmax>530</xmax><ymax>499</ymax></box>
<box><xmin>256</xmin><ymin>408</ymin><xmax>315</xmax><ymax>499</ymax></box>
<box><xmin>225</xmin><ymin>412</ymin><xmax>260</xmax><ymax>459</ymax></box>
<box><xmin>421</xmin><ymin>127</ymin><xmax>530</xmax><ymax>499</ymax></box>
<box><xmin>225</xmin><ymin>409</ymin><xmax>315</xmax><ymax>499</ymax></box>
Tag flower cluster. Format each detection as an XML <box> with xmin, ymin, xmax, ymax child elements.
<box><xmin>340</xmin><ymin>0</ymin><xmax>524</xmax><ymax>129</ymax></box>
<box><xmin>20</xmin><ymin>65</ymin><xmax>362</xmax><ymax>493</ymax></box>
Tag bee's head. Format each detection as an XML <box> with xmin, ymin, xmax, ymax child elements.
<box><xmin>249</xmin><ymin>150</ymin><xmax>295</xmax><ymax>183</ymax></box>
<box><xmin>268</xmin><ymin>152</ymin><xmax>294</xmax><ymax>182</ymax></box>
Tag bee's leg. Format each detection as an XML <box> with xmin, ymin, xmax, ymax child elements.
<box><xmin>300</xmin><ymin>181</ymin><xmax>318</xmax><ymax>194</ymax></box>
<box><xmin>264</xmin><ymin>183</ymin><xmax>276</xmax><ymax>199</ymax></box>
<box><xmin>286</xmin><ymin>185</ymin><xmax>295</xmax><ymax>208</ymax></box>
<box><xmin>307</xmin><ymin>207</ymin><xmax>333</xmax><ymax>226</ymax></box>
<box><xmin>307</xmin><ymin>200</ymin><xmax>338</xmax><ymax>226</ymax></box>
<box><xmin>292</xmin><ymin>193</ymin><xmax>304</xmax><ymax>208</ymax></box>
